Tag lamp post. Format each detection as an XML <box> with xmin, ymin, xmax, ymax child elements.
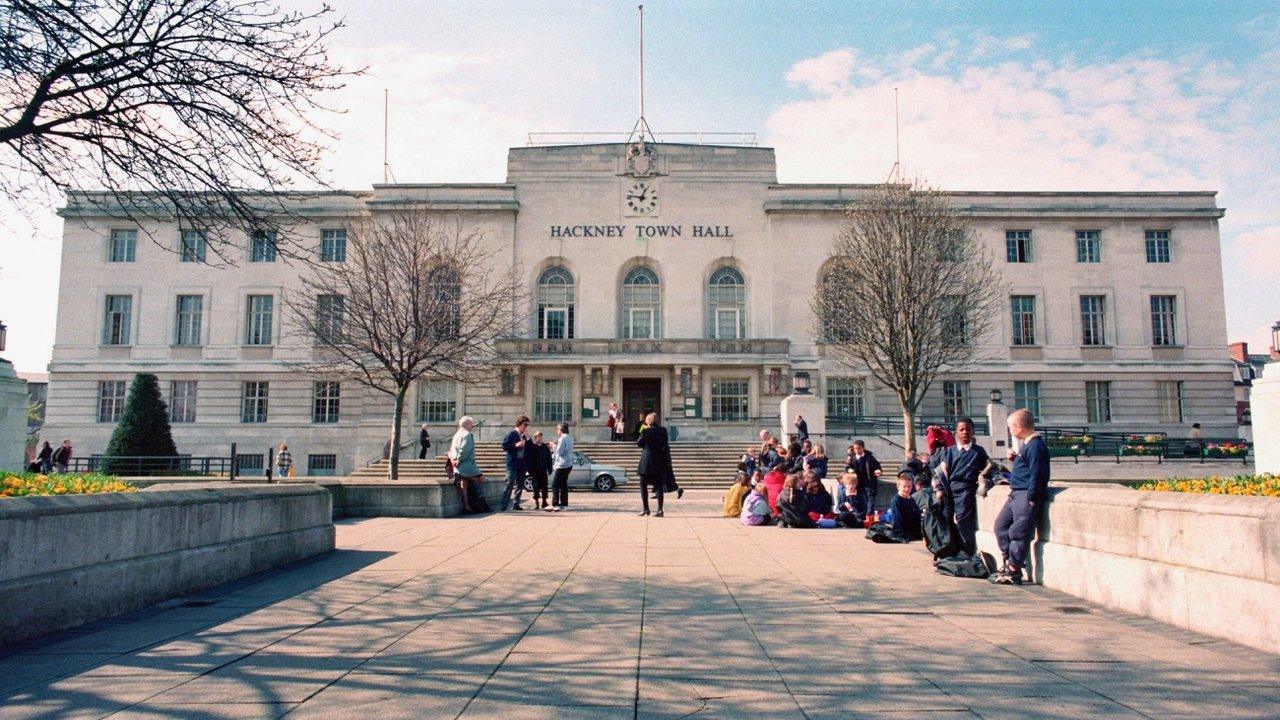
<box><xmin>791</xmin><ymin>370</ymin><xmax>811</xmax><ymax>395</ymax></box>
<box><xmin>989</xmin><ymin>388</ymin><xmax>1002</xmax><ymax>405</ymax></box>
<box><xmin>0</xmin><ymin>320</ymin><xmax>7</xmax><ymax>354</ymax></box>
<box><xmin>986</xmin><ymin>386</ymin><xmax>1010</xmax><ymax>455</ymax></box>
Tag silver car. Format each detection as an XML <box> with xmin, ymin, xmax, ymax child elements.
<box><xmin>522</xmin><ymin>450</ymin><xmax>628</xmax><ymax>492</ymax></box>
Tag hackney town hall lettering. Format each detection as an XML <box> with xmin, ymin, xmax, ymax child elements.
<box><xmin>548</xmin><ymin>224</ymin><xmax>734</xmax><ymax>238</ymax></box>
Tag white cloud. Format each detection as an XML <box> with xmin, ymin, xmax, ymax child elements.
<box><xmin>785</xmin><ymin>48</ymin><xmax>878</xmax><ymax>95</ymax></box>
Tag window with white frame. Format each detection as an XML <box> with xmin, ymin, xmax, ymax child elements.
<box><xmin>710</xmin><ymin>379</ymin><xmax>750</xmax><ymax>421</ymax></box>
<box><xmin>826</xmin><ymin>378</ymin><xmax>865</xmax><ymax>419</ymax></box>
<box><xmin>312</xmin><ymin>381</ymin><xmax>340</xmax><ymax>423</ymax></box>
<box><xmin>180</xmin><ymin>229</ymin><xmax>206</xmax><ymax>262</ymax></box>
<box><xmin>533</xmin><ymin>378</ymin><xmax>573</xmax><ymax>422</ymax></box>
<box><xmin>1085</xmin><ymin>381</ymin><xmax>1112</xmax><ymax>424</ymax></box>
<box><xmin>1010</xmin><ymin>295</ymin><xmax>1037</xmax><ymax>346</ymax></box>
<box><xmin>418</xmin><ymin>379</ymin><xmax>457</xmax><ymax>423</ymax></box>
<box><xmin>102</xmin><ymin>295</ymin><xmax>132</xmax><ymax>345</ymax></box>
<box><xmin>537</xmin><ymin>266</ymin><xmax>575</xmax><ymax>339</ymax></box>
<box><xmin>315</xmin><ymin>294</ymin><xmax>344</xmax><ymax>343</ymax></box>
<box><xmin>1005</xmin><ymin>230</ymin><xmax>1032</xmax><ymax>263</ymax></box>
<box><xmin>241</xmin><ymin>381</ymin><xmax>269</xmax><ymax>423</ymax></box>
<box><xmin>244</xmin><ymin>295</ymin><xmax>274</xmax><ymax>345</ymax></box>
<box><xmin>707</xmin><ymin>267</ymin><xmax>746</xmax><ymax>339</ymax></box>
<box><xmin>1157</xmin><ymin>380</ymin><xmax>1184</xmax><ymax>423</ymax></box>
<box><xmin>943</xmin><ymin>380</ymin><xmax>969</xmax><ymax>421</ymax></box>
<box><xmin>1014</xmin><ymin>380</ymin><xmax>1041</xmax><ymax>420</ymax></box>
<box><xmin>1076</xmin><ymin>230</ymin><xmax>1100</xmax><ymax>263</ymax></box>
<box><xmin>308</xmin><ymin>454</ymin><xmax>337</xmax><ymax>476</ymax></box>
<box><xmin>1150</xmin><ymin>295</ymin><xmax>1177</xmax><ymax>346</ymax></box>
<box><xmin>320</xmin><ymin>228</ymin><xmax>347</xmax><ymax>262</ymax></box>
<box><xmin>941</xmin><ymin>295</ymin><xmax>967</xmax><ymax>345</ymax></box>
<box><xmin>170</xmin><ymin>380</ymin><xmax>197</xmax><ymax>423</ymax></box>
<box><xmin>1145</xmin><ymin>229</ymin><xmax>1171</xmax><ymax>263</ymax></box>
<box><xmin>250</xmin><ymin>230</ymin><xmax>277</xmax><ymax>262</ymax></box>
<box><xmin>1080</xmin><ymin>295</ymin><xmax>1106</xmax><ymax>346</ymax></box>
<box><xmin>175</xmin><ymin>295</ymin><xmax>203</xmax><ymax>346</ymax></box>
<box><xmin>621</xmin><ymin>266</ymin><xmax>661</xmax><ymax>339</ymax></box>
<box><xmin>108</xmin><ymin>229</ymin><xmax>136</xmax><ymax>262</ymax></box>
<box><xmin>98</xmin><ymin>380</ymin><xmax>127</xmax><ymax>422</ymax></box>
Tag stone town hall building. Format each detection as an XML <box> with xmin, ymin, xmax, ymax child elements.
<box><xmin>44</xmin><ymin>141</ymin><xmax>1236</xmax><ymax>475</ymax></box>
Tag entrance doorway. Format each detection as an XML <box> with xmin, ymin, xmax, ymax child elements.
<box><xmin>621</xmin><ymin>378</ymin><xmax>662</xmax><ymax>439</ymax></box>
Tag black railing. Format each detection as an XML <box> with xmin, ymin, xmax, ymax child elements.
<box><xmin>825</xmin><ymin>415</ymin><xmax>990</xmax><ymax>436</ymax></box>
<box><xmin>70</xmin><ymin>455</ymin><xmax>234</xmax><ymax>476</ymax></box>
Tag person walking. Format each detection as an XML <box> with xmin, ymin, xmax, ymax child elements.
<box><xmin>449</xmin><ymin>416</ymin><xmax>482</xmax><ymax>513</ymax></box>
<box><xmin>275</xmin><ymin>443</ymin><xmax>292</xmax><ymax>479</ymax></box>
<box><xmin>500</xmin><ymin>416</ymin><xmax>531</xmax><ymax>511</ymax></box>
<box><xmin>418</xmin><ymin>424</ymin><xmax>432</xmax><ymax>460</ymax></box>
<box><xmin>51</xmin><ymin>438</ymin><xmax>73</xmax><ymax>473</ymax></box>
<box><xmin>36</xmin><ymin>440</ymin><xmax>53</xmax><ymax>474</ymax></box>
<box><xmin>529</xmin><ymin>430</ymin><xmax>553</xmax><ymax>510</ymax></box>
<box><xmin>847</xmin><ymin>440</ymin><xmax>882</xmax><ymax>516</ymax></box>
<box><xmin>551</xmin><ymin>422</ymin><xmax>573</xmax><ymax>511</ymax></box>
<box><xmin>936</xmin><ymin>417</ymin><xmax>992</xmax><ymax>556</ymax></box>
<box><xmin>607</xmin><ymin>402</ymin><xmax>624</xmax><ymax>442</ymax></box>
<box><xmin>990</xmin><ymin>409</ymin><xmax>1050</xmax><ymax>586</ymax></box>
<box><xmin>794</xmin><ymin>414</ymin><xmax>809</xmax><ymax>443</ymax></box>
<box><xmin>636</xmin><ymin>411</ymin><xmax>675</xmax><ymax>517</ymax></box>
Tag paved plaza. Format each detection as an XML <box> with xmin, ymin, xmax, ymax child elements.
<box><xmin>3</xmin><ymin>491</ymin><xmax>1278</xmax><ymax>719</ymax></box>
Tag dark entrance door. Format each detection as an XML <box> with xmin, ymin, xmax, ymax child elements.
<box><xmin>621</xmin><ymin>378</ymin><xmax>662</xmax><ymax>439</ymax></box>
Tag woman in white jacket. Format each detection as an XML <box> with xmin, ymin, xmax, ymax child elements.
<box><xmin>550</xmin><ymin>422</ymin><xmax>574</xmax><ymax>511</ymax></box>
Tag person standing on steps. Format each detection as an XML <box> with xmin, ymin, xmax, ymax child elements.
<box><xmin>636</xmin><ymin>411</ymin><xmax>675</xmax><ymax>517</ymax></box>
<box><xmin>607</xmin><ymin>402</ymin><xmax>623</xmax><ymax>442</ymax></box>
<box><xmin>418</xmin><ymin>424</ymin><xmax>432</xmax><ymax>460</ymax></box>
<box><xmin>936</xmin><ymin>417</ymin><xmax>992</xmax><ymax>556</ymax></box>
<box><xmin>551</xmin><ymin>422</ymin><xmax>573</xmax><ymax>511</ymax></box>
<box><xmin>990</xmin><ymin>409</ymin><xmax>1050</xmax><ymax>586</ymax></box>
<box><xmin>500</xmin><ymin>415</ymin><xmax>531</xmax><ymax>511</ymax></box>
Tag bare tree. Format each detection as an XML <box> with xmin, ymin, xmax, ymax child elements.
<box><xmin>0</xmin><ymin>0</ymin><xmax>352</xmax><ymax>259</ymax></box>
<box><xmin>813</xmin><ymin>181</ymin><xmax>1005</xmax><ymax>451</ymax></box>
<box><xmin>285</xmin><ymin>211</ymin><xmax>519</xmax><ymax>480</ymax></box>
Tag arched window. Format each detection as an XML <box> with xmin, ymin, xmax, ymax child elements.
<box><xmin>537</xmin><ymin>266</ymin><xmax>574</xmax><ymax>339</ymax></box>
<box><xmin>706</xmin><ymin>266</ymin><xmax>746</xmax><ymax>339</ymax></box>
<box><xmin>817</xmin><ymin>261</ymin><xmax>854</xmax><ymax>342</ymax></box>
<box><xmin>621</xmin><ymin>266</ymin><xmax>661</xmax><ymax>339</ymax></box>
<box><xmin>427</xmin><ymin>264</ymin><xmax>460</xmax><ymax>340</ymax></box>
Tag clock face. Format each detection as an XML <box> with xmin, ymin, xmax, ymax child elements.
<box><xmin>624</xmin><ymin>181</ymin><xmax>659</xmax><ymax>215</ymax></box>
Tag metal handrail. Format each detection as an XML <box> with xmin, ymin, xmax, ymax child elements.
<box><xmin>70</xmin><ymin>455</ymin><xmax>233</xmax><ymax>476</ymax></box>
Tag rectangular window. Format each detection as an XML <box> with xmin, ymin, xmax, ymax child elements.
<box><xmin>533</xmin><ymin>378</ymin><xmax>573</xmax><ymax>422</ymax></box>
<box><xmin>320</xmin><ymin>228</ymin><xmax>347</xmax><ymax>262</ymax></box>
<box><xmin>826</xmin><ymin>378</ymin><xmax>865</xmax><ymax>420</ymax></box>
<box><xmin>174</xmin><ymin>295</ymin><xmax>203</xmax><ymax>346</ymax></box>
<box><xmin>98</xmin><ymin>380</ymin><xmax>127</xmax><ymax>422</ymax></box>
<box><xmin>1086</xmin><ymin>381</ymin><xmax>1112</xmax><ymax>424</ymax></box>
<box><xmin>418</xmin><ymin>379</ymin><xmax>457</xmax><ymax>423</ymax></box>
<box><xmin>108</xmin><ymin>229</ymin><xmax>137</xmax><ymax>262</ymax></box>
<box><xmin>1014</xmin><ymin>380</ymin><xmax>1041</xmax><ymax>420</ymax></box>
<box><xmin>710</xmin><ymin>379</ymin><xmax>750</xmax><ymax>421</ymax></box>
<box><xmin>941</xmin><ymin>295</ymin><xmax>967</xmax><ymax>345</ymax></box>
<box><xmin>1157</xmin><ymin>380</ymin><xmax>1184</xmax><ymax>423</ymax></box>
<box><xmin>714</xmin><ymin>308</ymin><xmax>742</xmax><ymax>340</ymax></box>
<box><xmin>1080</xmin><ymin>295</ymin><xmax>1107</xmax><ymax>346</ymax></box>
<box><xmin>180</xmin><ymin>229</ymin><xmax>206</xmax><ymax>262</ymax></box>
<box><xmin>312</xmin><ymin>381</ymin><xmax>340</xmax><ymax>423</ymax></box>
<box><xmin>237</xmin><ymin>453</ymin><xmax>265</xmax><ymax>472</ymax></box>
<box><xmin>1145</xmin><ymin>229</ymin><xmax>1171</xmax><ymax>263</ymax></box>
<box><xmin>943</xmin><ymin>381</ymin><xmax>970</xmax><ymax>421</ymax></box>
<box><xmin>1075</xmin><ymin>230</ymin><xmax>1100</xmax><ymax>263</ymax></box>
<box><xmin>241</xmin><ymin>381</ymin><xmax>269</xmax><ymax>423</ymax></box>
<box><xmin>316</xmin><ymin>294</ymin><xmax>344</xmax><ymax>343</ymax></box>
<box><xmin>1005</xmin><ymin>230</ymin><xmax>1032</xmax><ymax>263</ymax></box>
<box><xmin>170</xmin><ymin>380</ymin><xmax>197</xmax><ymax>423</ymax></box>
<box><xmin>627</xmin><ymin>308</ymin><xmax>655</xmax><ymax>339</ymax></box>
<box><xmin>245</xmin><ymin>295</ymin><xmax>274</xmax><ymax>345</ymax></box>
<box><xmin>102</xmin><ymin>295</ymin><xmax>132</xmax><ymax>345</ymax></box>
<box><xmin>1010</xmin><ymin>295</ymin><xmax>1037</xmax><ymax>346</ymax></box>
<box><xmin>1150</xmin><ymin>295</ymin><xmax>1177</xmax><ymax>346</ymax></box>
<box><xmin>542</xmin><ymin>307</ymin><xmax>569</xmax><ymax>340</ymax></box>
<box><xmin>308</xmin><ymin>454</ymin><xmax>337</xmax><ymax>477</ymax></box>
<box><xmin>250</xmin><ymin>230</ymin><xmax>277</xmax><ymax>262</ymax></box>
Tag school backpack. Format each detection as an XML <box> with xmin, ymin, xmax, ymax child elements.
<box><xmin>934</xmin><ymin>552</ymin><xmax>997</xmax><ymax>579</ymax></box>
<box><xmin>865</xmin><ymin>522</ymin><xmax>906</xmax><ymax>544</ymax></box>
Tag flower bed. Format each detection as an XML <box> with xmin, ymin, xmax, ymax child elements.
<box><xmin>1134</xmin><ymin>473</ymin><xmax>1280</xmax><ymax>497</ymax></box>
<box><xmin>1202</xmin><ymin>442</ymin><xmax>1249</xmax><ymax>459</ymax></box>
<box><xmin>1</xmin><ymin>472</ymin><xmax>136</xmax><ymax>498</ymax></box>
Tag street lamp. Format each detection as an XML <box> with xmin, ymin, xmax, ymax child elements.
<box><xmin>989</xmin><ymin>388</ymin><xmax>1003</xmax><ymax>404</ymax></box>
<box><xmin>791</xmin><ymin>370</ymin><xmax>811</xmax><ymax>395</ymax></box>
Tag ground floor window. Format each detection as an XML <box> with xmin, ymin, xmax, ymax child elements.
<box><xmin>237</xmin><ymin>454</ymin><xmax>265</xmax><ymax>472</ymax></box>
<box><xmin>170</xmin><ymin>380</ymin><xmax>197</xmax><ymax>423</ymax></box>
<box><xmin>308</xmin><ymin>454</ymin><xmax>337</xmax><ymax>476</ymax></box>
<box><xmin>312</xmin><ymin>381</ymin><xmax>340</xmax><ymax>423</ymax></box>
<box><xmin>98</xmin><ymin>380</ymin><xmax>127</xmax><ymax>423</ymax></box>
<box><xmin>242</xmin><ymin>381</ymin><xmax>269</xmax><ymax>423</ymax></box>
<box><xmin>1086</xmin><ymin>381</ymin><xmax>1112</xmax><ymax>424</ymax></box>
<box><xmin>1157</xmin><ymin>380</ymin><xmax>1184</xmax><ymax>423</ymax></box>
<box><xmin>1014</xmin><ymin>380</ymin><xmax>1041</xmax><ymax>420</ymax></box>
<box><xmin>418</xmin><ymin>379</ymin><xmax>457</xmax><ymax>423</ymax></box>
<box><xmin>943</xmin><ymin>380</ymin><xmax>970</xmax><ymax>421</ymax></box>
<box><xmin>710</xmin><ymin>379</ymin><xmax>750</xmax><ymax>421</ymax></box>
<box><xmin>533</xmin><ymin>378</ymin><xmax>573</xmax><ymax>422</ymax></box>
<box><xmin>826</xmin><ymin>378</ymin><xmax>865</xmax><ymax>419</ymax></box>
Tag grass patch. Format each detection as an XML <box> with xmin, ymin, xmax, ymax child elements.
<box><xmin>1</xmin><ymin>472</ymin><xmax>137</xmax><ymax>498</ymax></box>
<box><xmin>1133</xmin><ymin>473</ymin><xmax>1279</xmax><ymax>497</ymax></box>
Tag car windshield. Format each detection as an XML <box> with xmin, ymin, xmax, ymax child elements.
<box><xmin>574</xmin><ymin>451</ymin><xmax>588</xmax><ymax>464</ymax></box>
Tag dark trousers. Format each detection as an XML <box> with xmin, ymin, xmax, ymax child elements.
<box><xmin>858</xmin><ymin>481</ymin><xmax>878</xmax><ymax>515</ymax></box>
<box><xmin>994</xmin><ymin>489</ymin><xmax>1037</xmax><ymax>571</ymax></box>
<box><xmin>950</xmin><ymin>483</ymin><xmax>979</xmax><ymax>556</ymax></box>
<box><xmin>641</xmin><ymin>474</ymin><xmax>665</xmax><ymax>513</ymax></box>
<box><xmin>610</xmin><ymin>428</ymin><xmax>623</xmax><ymax>441</ymax></box>
<box><xmin>837</xmin><ymin>510</ymin><xmax>864</xmax><ymax>528</ymax></box>
<box><xmin>502</xmin><ymin>468</ymin><xmax>526</xmax><ymax>510</ymax></box>
<box><xmin>531</xmin><ymin>471</ymin><xmax>549</xmax><ymax>504</ymax></box>
<box><xmin>552</xmin><ymin>467</ymin><xmax>571</xmax><ymax>507</ymax></box>
<box><xmin>418</xmin><ymin>443</ymin><xmax>429</xmax><ymax>460</ymax></box>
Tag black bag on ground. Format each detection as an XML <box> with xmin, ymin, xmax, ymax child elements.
<box><xmin>467</xmin><ymin>481</ymin><xmax>491</xmax><ymax>514</ymax></box>
<box><xmin>865</xmin><ymin>522</ymin><xmax>906</xmax><ymax>543</ymax></box>
<box><xmin>934</xmin><ymin>552</ymin><xmax>994</xmax><ymax>579</ymax></box>
<box><xmin>922</xmin><ymin>492</ymin><xmax>962</xmax><ymax>560</ymax></box>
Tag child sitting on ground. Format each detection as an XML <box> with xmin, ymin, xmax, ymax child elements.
<box><xmin>804</xmin><ymin>475</ymin><xmax>835</xmax><ymax>522</ymax></box>
<box><xmin>835</xmin><ymin>472</ymin><xmax>863</xmax><ymax>528</ymax></box>
<box><xmin>741</xmin><ymin>482</ymin><xmax>772</xmax><ymax>526</ymax></box>
<box><xmin>885</xmin><ymin>472</ymin><xmax>923</xmax><ymax>541</ymax></box>
<box><xmin>723</xmin><ymin>471</ymin><xmax>752</xmax><ymax>518</ymax></box>
<box><xmin>776</xmin><ymin>474</ymin><xmax>816</xmax><ymax>528</ymax></box>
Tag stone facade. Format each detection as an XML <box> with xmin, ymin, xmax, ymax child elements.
<box><xmin>43</xmin><ymin>143</ymin><xmax>1236</xmax><ymax>474</ymax></box>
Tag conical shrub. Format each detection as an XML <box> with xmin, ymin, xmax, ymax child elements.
<box><xmin>105</xmin><ymin>373</ymin><xmax>178</xmax><ymax>474</ymax></box>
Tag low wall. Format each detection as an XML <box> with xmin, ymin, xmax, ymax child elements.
<box><xmin>0</xmin><ymin>485</ymin><xmax>334</xmax><ymax>646</ymax></box>
<box><xmin>326</xmin><ymin>477</ymin><xmax>507</xmax><ymax>518</ymax></box>
<box><xmin>976</xmin><ymin>484</ymin><xmax>1280</xmax><ymax>654</ymax></box>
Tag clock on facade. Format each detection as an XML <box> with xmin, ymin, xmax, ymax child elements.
<box><xmin>624</xmin><ymin>181</ymin><xmax>659</xmax><ymax>215</ymax></box>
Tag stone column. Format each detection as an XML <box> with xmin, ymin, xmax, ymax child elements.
<box><xmin>0</xmin><ymin>360</ymin><xmax>28</xmax><ymax>471</ymax></box>
<box><xmin>1252</xmin><ymin>362</ymin><xmax>1280</xmax><ymax>474</ymax></box>
<box><xmin>986</xmin><ymin>396</ymin><xmax>1011</xmax><ymax>457</ymax></box>
<box><xmin>780</xmin><ymin>392</ymin><xmax>825</xmax><ymax>447</ymax></box>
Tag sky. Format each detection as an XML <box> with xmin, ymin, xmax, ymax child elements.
<box><xmin>2</xmin><ymin>0</ymin><xmax>1279</xmax><ymax>373</ymax></box>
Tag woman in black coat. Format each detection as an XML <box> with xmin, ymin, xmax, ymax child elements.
<box><xmin>636</xmin><ymin>412</ymin><xmax>675</xmax><ymax>517</ymax></box>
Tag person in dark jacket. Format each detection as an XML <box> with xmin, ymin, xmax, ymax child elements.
<box><xmin>418</xmin><ymin>424</ymin><xmax>432</xmax><ymax>460</ymax></box>
<box><xmin>885</xmin><ymin>473</ymin><xmax>923</xmax><ymax>541</ymax></box>
<box><xmin>835</xmin><ymin>473</ymin><xmax>863</xmax><ymax>527</ymax></box>
<box><xmin>636</xmin><ymin>412</ymin><xmax>675</xmax><ymax>516</ymax></box>
<box><xmin>36</xmin><ymin>441</ymin><xmax>54</xmax><ymax>474</ymax></box>
<box><xmin>803</xmin><ymin>476</ymin><xmax>834</xmax><ymax>520</ymax></box>
<box><xmin>794</xmin><ymin>414</ymin><xmax>809</xmax><ymax>442</ymax></box>
<box><xmin>500</xmin><ymin>416</ymin><xmax>531</xmax><ymax>511</ymax></box>
<box><xmin>990</xmin><ymin>409</ymin><xmax>1051</xmax><ymax>586</ymax></box>
<box><xmin>775</xmin><ymin>475</ymin><xmax>815</xmax><ymax>528</ymax></box>
<box><xmin>847</xmin><ymin>440</ymin><xmax>882</xmax><ymax>515</ymax></box>
<box><xmin>528</xmin><ymin>430</ymin><xmax>553</xmax><ymax>510</ymax></box>
<box><xmin>803</xmin><ymin>444</ymin><xmax>829</xmax><ymax>480</ymax></box>
<box><xmin>936</xmin><ymin>418</ymin><xmax>993</xmax><ymax>556</ymax></box>
<box><xmin>51</xmin><ymin>438</ymin><xmax>73</xmax><ymax>473</ymax></box>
